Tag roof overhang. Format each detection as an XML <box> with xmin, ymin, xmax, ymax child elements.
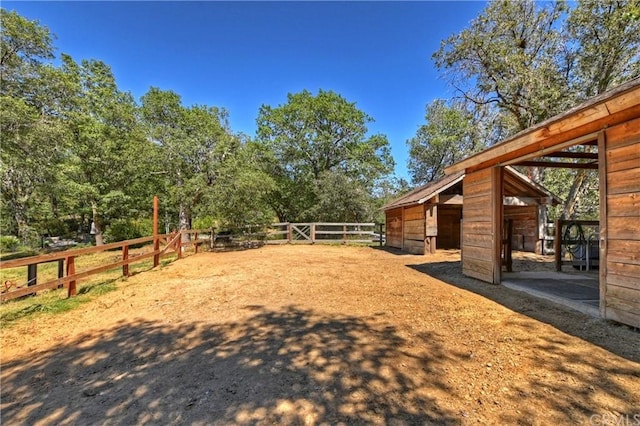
<box><xmin>445</xmin><ymin>78</ymin><xmax>640</xmax><ymax>175</ymax></box>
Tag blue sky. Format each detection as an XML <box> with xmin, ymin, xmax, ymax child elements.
<box><xmin>5</xmin><ymin>1</ymin><xmax>487</xmax><ymax>180</ymax></box>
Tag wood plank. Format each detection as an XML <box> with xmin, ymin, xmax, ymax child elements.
<box><xmin>606</xmin><ymin>143</ymin><xmax>640</xmax><ymax>173</ymax></box>
<box><xmin>463</xmin><ymin>180</ymin><xmax>492</xmax><ymax>196</ymax></box>
<box><xmin>606</xmin><ymin>284</ymin><xmax>640</xmax><ymax>305</ymax></box>
<box><xmin>607</xmin><ymin>217</ymin><xmax>640</xmax><ymax>240</ymax></box>
<box><xmin>462</xmin><ymin>233</ymin><xmax>493</xmax><ymax>248</ymax></box>
<box><xmin>462</xmin><ymin>257</ymin><xmax>493</xmax><ymax>283</ymax></box>
<box><xmin>607</xmin><ymin>240</ymin><xmax>640</xmax><ymax>265</ymax></box>
<box><xmin>403</xmin><ymin>239</ymin><xmax>425</xmax><ymax>254</ymax></box>
<box><xmin>606</xmin><ymin>261</ymin><xmax>640</xmax><ymax>286</ymax></box>
<box><xmin>403</xmin><ymin>205</ymin><xmax>424</xmax><ymax>220</ymax></box>
<box><xmin>604</xmin><ymin>307</ymin><xmax>640</xmax><ymax>329</ymax></box>
<box><xmin>607</xmin><ymin>271</ymin><xmax>640</xmax><ymax>289</ymax></box>
<box><xmin>462</xmin><ymin>221</ymin><xmax>492</xmax><ymax>235</ymax></box>
<box><xmin>607</xmin><ymin>168</ymin><xmax>640</xmax><ymax>195</ymax></box>
<box><xmin>604</xmin><ymin>116</ymin><xmax>640</xmax><ymax>148</ymax></box>
<box><xmin>606</xmin><ymin>193</ymin><xmax>640</xmax><ymax>217</ymax></box>
<box><xmin>462</xmin><ymin>245</ymin><xmax>493</xmax><ymax>261</ymax></box>
<box><xmin>463</xmin><ymin>168</ymin><xmax>492</xmax><ymax>185</ymax></box>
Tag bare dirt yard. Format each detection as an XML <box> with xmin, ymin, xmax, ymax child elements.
<box><xmin>1</xmin><ymin>245</ymin><xmax>638</xmax><ymax>425</ymax></box>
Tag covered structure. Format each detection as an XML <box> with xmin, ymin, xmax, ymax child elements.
<box><xmin>383</xmin><ymin>167</ymin><xmax>560</xmax><ymax>255</ymax></box>
<box><xmin>445</xmin><ymin>78</ymin><xmax>640</xmax><ymax>328</ymax></box>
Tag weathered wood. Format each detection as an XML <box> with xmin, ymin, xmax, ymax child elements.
<box><xmin>66</xmin><ymin>256</ymin><xmax>76</xmax><ymax>297</ymax></box>
<box><xmin>605</xmin><ymin>307</ymin><xmax>640</xmax><ymax>329</ymax></box>
<box><xmin>607</xmin><ymin>167</ymin><xmax>640</xmax><ymax>195</ymax></box>
<box><xmin>122</xmin><ymin>245</ymin><xmax>129</xmax><ymax>277</ymax></box>
<box><xmin>606</xmin><ymin>143</ymin><xmax>640</xmax><ymax>173</ymax></box>
<box><xmin>0</xmin><ymin>236</ymin><xmax>158</xmax><ymax>269</ymax></box>
<box><xmin>403</xmin><ymin>205</ymin><xmax>424</xmax><ymax>221</ymax></box>
<box><xmin>607</xmin><ymin>217</ymin><xmax>640</xmax><ymax>240</ymax></box>
<box><xmin>606</xmin><ymin>240</ymin><xmax>640</xmax><ymax>265</ymax></box>
<box><xmin>27</xmin><ymin>264</ymin><xmax>37</xmax><ymax>287</ymax></box>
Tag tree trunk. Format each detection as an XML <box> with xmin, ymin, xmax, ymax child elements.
<box><xmin>561</xmin><ymin>169</ymin><xmax>589</xmax><ymax>220</ymax></box>
<box><xmin>179</xmin><ymin>204</ymin><xmax>190</xmax><ymax>243</ymax></box>
<box><xmin>91</xmin><ymin>201</ymin><xmax>104</xmax><ymax>246</ymax></box>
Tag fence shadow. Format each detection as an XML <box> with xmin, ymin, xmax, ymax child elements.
<box><xmin>1</xmin><ymin>306</ymin><xmax>460</xmax><ymax>425</ymax></box>
<box><xmin>408</xmin><ymin>259</ymin><xmax>639</xmax><ymax>363</ymax></box>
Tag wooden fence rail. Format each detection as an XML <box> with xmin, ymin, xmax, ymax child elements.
<box><xmin>264</xmin><ymin>222</ymin><xmax>384</xmax><ymax>245</ymax></box>
<box><xmin>0</xmin><ymin>229</ymin><xmax>213</xmax><ymax>302</ymax></box>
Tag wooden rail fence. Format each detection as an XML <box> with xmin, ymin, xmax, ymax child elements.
<box><xmin>264</xmin><ymin>222</ymin><xmax>384</xmax><ymax>245</ymax></box>
<box><xmin>0</xmin><ymin>229</ymin><xmax>213</xmax><ymax>302</ymax></box>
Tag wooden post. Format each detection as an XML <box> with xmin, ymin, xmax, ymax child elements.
<box><xmin>505</xmin><ymin>219</ymin><xmax>513</xmax><ymax>272</ymax></box>
<box><xmin>379</xmin><ymin>223</ymin><xmax>383</xmax><ymax>247</ymax></box>
<box><xmin>27</xmin><ymin>264</ymin><xmax>37</xmax><ymax>286</ymax></box>
<box><xmin>67</xmin><ymin>256</ymin><xmax>76</xmax><ymax>297</ymax></box>
<box><xmin>153</xmin><ymin>196</ymin><xmax>160</xmax><ymax>267</ymax></box>
<box><xmin>554</xmin><ymin>219</ymin><xmax>562</xmax><ymax>272</ymax></box>
<box><xmin>177</xmin><ymin>234</ymin><xmax>183</xmax><ymax>259</ymax></box>
<box><xmin>311</xmin><ymin>224</ymin><xmax>316</xmax><ymax>244</ymax></box>
<box><xmin>343</xmin><ymin>225</ymin><xmax>347</xmax><ymax>244</ymax></box>
<box><xmin>194</xmin><ymin>232</ymin><xmax>199</xmax><ymax>253</ymax></box>
<box><xmin>287</xmin><ymin>223</ymin><xmax>292</xmax><ymax>243</ymax></box>
<box><xmin>122</xmin><ymin>244</ymin><xmax>129</xmax><ymax>277</ymax></box>
<box><xmin>57</xmin><ymin>259</ymin><xmax>65</xmax><ymax>288</ymax></box>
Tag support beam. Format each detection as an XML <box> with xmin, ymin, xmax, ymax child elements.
<box><xmin>514</xmin><ymin>161</ymin><xmax>598</xmax><ymax>169</ymax></box>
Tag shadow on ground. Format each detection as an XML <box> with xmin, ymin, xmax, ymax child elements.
<box><xmin>408</xmin><ymin>259</ymin><xmax>639</xmax><ymax>364</ymax></box>
<box><xmin>1</xmin><ymin>306</ymin><xmax>459</xmax><ymax>425</ymax></box>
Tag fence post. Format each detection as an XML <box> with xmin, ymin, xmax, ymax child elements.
<box><xmin>194</xmin><ymin>232</ymin><xmax>199</xmax><ymax>253</ymax></box>
<box><xmin>311</xmin><ymin>224</ymin><xmax>316</xmax><ymax>244</ymax></box>
<box><xmin>554</xmin><ymin>219</ymin><xmax>562</xmax><ymax>272</ymax></box>
<box><xmin>27</xmin><ymin>264</ymin><xmax>37</xmax><ymax>286</ymax></box>
<box><xmin>122</xmin><ymin>244</ymin><xmax>130</xmax><ymax>277</ymax></box>
<box><xmin>177</xmin><ymin>234</ymin><xmax>183</xmax><ymax>259</ymax></box>
<box><xmin>379</xmin><ymin>223</ymin><xmax>383</xmax><ymax>247</ymax></box>
<box><xmin>287</xmin><ymin>223</ymin><xmax>292</xmax><ymax>243</ymax></box>
<box><xmin>57</xmin><ymin>259</ymin><xmax>65</xmax><ymax>288</ymax></box>
<box><xmin>67</xmin><ymin>256</ymin><xmax>76</xmax><ymax>297</ymax></box>
<box><xmin>153</xmin><ymin>196</ymin><xmax>160</xmax><ymax>267</ymax></box>
<box><xmin>343</xmin><ymin>225</ymin><xmax>347</xmax><ymax>244</ymax></box>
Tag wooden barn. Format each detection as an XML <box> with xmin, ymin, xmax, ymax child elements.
<box><xmin>445</xmin><ymin>77</ymin><xmax>640</xmax><ymax>328</ymax></box>
<box><xmin>383</xmin><ymin>167</ymin><xmax>560</xmax><ymax>255</ymax></box>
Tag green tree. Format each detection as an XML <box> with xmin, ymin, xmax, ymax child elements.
<box><xmin>59</xmin><ymin>55</ymin><xmax>149</xmax><ymax>245</ymax></box>
<box><xmin>407</xmin><ymin>100</ymin><xmax>482</xmax><ymax>185</ymax></box>
<box><xmin>140</xmin><ymin>87</ymin><xmax>235</xmax><ymax>236</ymax></box>
<box><xmin>0</xmin><ymin>9</ymin><xmax>67</xmax><ymax>243</ymax></box>
<box><xmin>432</xmin><ymin>0</ymin><xmax>640</xmax><ymax>219</ymax></box>
<box><xmin>256</xmin><ymin>89</ymin><xmax>394</xmax><ymax>222</ymax></box>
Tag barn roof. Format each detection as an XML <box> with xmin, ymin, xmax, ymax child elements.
<box><xmin>383</xmin><ymin>167</ymin><xmax>561</xmax><ymax>211</ymax></box>
<box><xmin>445</xmin><ymin>77</ymin><xmax>640</xmax><ymax>174</ymax></box>
<box><xmin>382</xmin><ymin>171</ymin><xmax>465</xmax><ymax>210</ymax></box>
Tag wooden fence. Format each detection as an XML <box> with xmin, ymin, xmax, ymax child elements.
<box><xmin>264</xmin><ymin>222</ymin><xmax>384</xmax><ymax>245</ymax></box>
<box><xmin>0</xmin><ymin>229</ymin><xmax>213</xmax><ymax>302</ymax></box>
<box><xmin>554</xmin><ymin>219</ymin><xmax>600</xmax><ymax>271</ymax></box>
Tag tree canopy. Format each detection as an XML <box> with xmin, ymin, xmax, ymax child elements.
<box><xmin>409</xmin><ymin>0</ymin><xmax>640</xmax><ymax>219</ymax></box>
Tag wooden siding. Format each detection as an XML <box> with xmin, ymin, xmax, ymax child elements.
<box><xmin>504</xmin><ymin>205</ymin><xmax>539</xmax><ymax>252</ymax></box>
<box><xmin>462</xmin><ymin>168</ymin><xmax>500</xmax><ymax>283</ymax></box>
<box><xmin>602</xmin><ymin>119</ymin><xmax>640</xmax><ymax>328</ymax></box>
<box><xmin>385</xmin><ymin>208</ymin><xmax>403</xmax><ymax>249</ymax></box>
<box><xmin>403</xmin><ymin>205</ymin><xmax>426</xmax><ymax>254</ymax></box>
<box><xmin>437</xmin><ymin>206</ymin><xmax>462</xmax><ymax>249</ymax></box>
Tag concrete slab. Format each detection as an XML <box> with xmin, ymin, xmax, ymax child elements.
<box><xmin>502</xmin><ymin>272</ymin><xmax>600</xmax><ymax>317</ymax></box>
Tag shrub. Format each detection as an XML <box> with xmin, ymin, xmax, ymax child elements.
<box><xmin>104</xmin><ymin>220</ymin><xmax>143</xmax><ymax>244</ymax></box>
<box><xmin>0</xmin><ymin>235</ymin><xmax>21</xmax><ymax>252</ymax></box>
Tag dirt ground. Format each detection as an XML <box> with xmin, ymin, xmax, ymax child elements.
<box><xmin>1</xmin><ymin>245</ymin><xmax>639</xmax><ymax>425</ymax></box>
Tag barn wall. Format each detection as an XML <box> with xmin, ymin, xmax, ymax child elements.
<box><xmin>504</xmin><ymin>205</ymin><xmax>539</xmax><ymax>253</ymax></box>
<box><xmin>403</xmin><ymin>204</ymin><xmax>426</xmax><ymax>254</ymax></box>
<box><xmin>437</xmin><ymin>206</ymin><xmax>462</xmax><ymax>249</ymax></box>
<box><xmin>602</xmin><ymin>118</ymin><xmax>640</xmax><ymax>328</ymax></box>
<box><xmin>385</xmin><ymin>208</ymin><xmax>403</xmax><ymax>249</ymax></box>
<box><xmin>462</xmin><ymin>168</ymin><xmax>501</xmax><ymax>283</ymax></box>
